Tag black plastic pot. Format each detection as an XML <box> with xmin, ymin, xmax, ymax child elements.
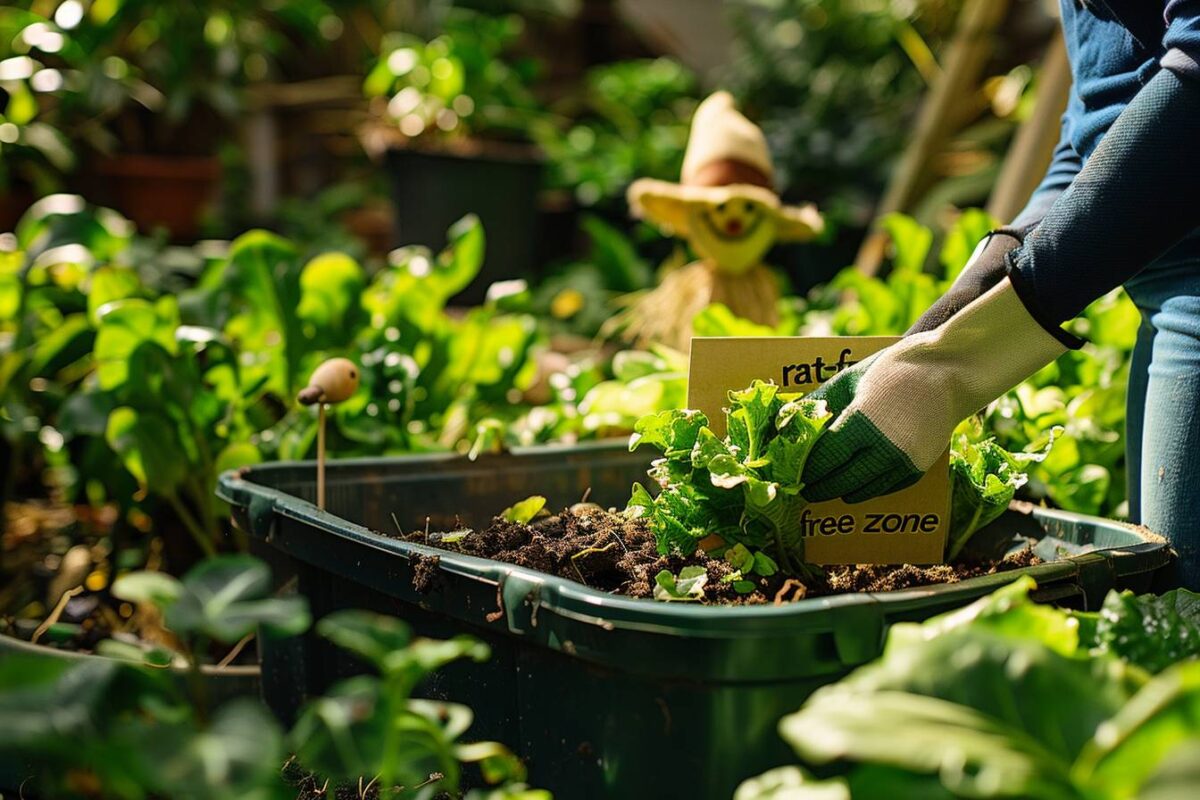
<box><xmin>218</xmin><ymin>443</ymin><xmax>1171</xmax><ymax>800</ymax></box>
<box><xmin>383</xmin><ymin>147</ymin><xmax>543</xmax><ymax>305</ymax></box>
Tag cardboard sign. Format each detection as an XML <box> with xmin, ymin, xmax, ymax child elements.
<box><xmin>688</xmin><ymin>336</ymin><xmax>949</xmax><ymax>565</ymax></box>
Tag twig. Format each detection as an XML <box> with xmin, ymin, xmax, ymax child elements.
<box><xmin>32</xmin><ymin>586</ymin><xmax>83</xmax><ymax>644</ymax></box>
<box><xmin>773</xmin><ymin>579</ymin><xmax>806</xmax><ymax>606</ymax></box>
<box><xmin>390</xmin><ymin>512</ymin><xmax>404</xmax><ymax>537</ymax></box>
<box><xmin>570</xmin><ymin>541</ymin><xmax>617</xmax><ymax>586</ymax></box>
<box><xmin>607</xmin><ymin>529</ymin><xmax>628</xmax><ymax>553</ymax></box>
<box><xmin>216</xmin><ymin>632</ymin><xmax>255</xmax><ymax>668</ymax></box>
<box><xmin>579</xmin><ymin>486</ymin><xmax>592</xmax><ymax>504</ymax></box>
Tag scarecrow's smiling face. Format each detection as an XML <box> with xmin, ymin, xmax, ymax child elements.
<box><xmin>687</xmin><ymin>196</ymin><xmax>778</xmax><ymax>274</ymax></box>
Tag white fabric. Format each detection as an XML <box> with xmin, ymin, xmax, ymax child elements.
<box><xmin>680</xmin><ymin>91</ymin><xmax>775</xmax><ymax>186</ymax></box>
<box><xmin>847</xmin><ymin>276</ymin><xmax>1067</xmax><ymax>469</ymax></box>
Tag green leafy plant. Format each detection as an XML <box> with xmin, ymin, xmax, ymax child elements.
<box><xmin>364</xmin><ymin>8</ymin><xmax>541</xmax><ymax>145</ymax></box>
<box><xmin>534</xmin><ymin>57</ymin><xmax>698</xmax><ymax>208</ymax></box>
<box><xmin>705</xmin><ymin>209</ymin><xmax>1135</xmax><ymax>519</ymax></box>
<box><xmin>627</xmin><ymin>380</ymin><xmax>831</xmax><ymax>581</ymax></box>
<box><xmin>291</xmin><ymin>610</ymin><xmax>548</xmax><ymax>798</ymax></box>
<box><xmin>737</xmin><ymin>577</ymin><xmax>1200</xmax><ymax>800</ymax></box>
<box><xmin>625</xmin><ymin>378</ymin><xmax>1060</xmax><ymax>584</ymax></box>
<box><xmin>1</xmin><ymin>554</ymin><xmax>545</xmax><ymax>799</ymax></box>
<box><xmin>947</xmin><ymin>424</ymin><xmax>1059</xmax><ymax>560</ymax></box>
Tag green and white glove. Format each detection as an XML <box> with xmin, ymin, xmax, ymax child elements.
<box><xmin>801</xmin><ymin>275</ymin><xmax>1070</xmax><ymax>504</ymax></box>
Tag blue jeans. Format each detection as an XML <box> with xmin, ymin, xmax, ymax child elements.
<box><xmin>1124</xmin><ymin>235</ymin><xmax>1200</xmax><ymax>590</ymax></box>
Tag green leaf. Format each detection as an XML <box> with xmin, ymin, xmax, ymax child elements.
<box><xmin>93</xmin><ymin>299</ymin><xmax>178</xmax><ymax>390</ymax></box>
<box><xmin>767</xmin><ymin>398</ymin><xmax>831</xmax><ymax>486</ymax></box>
<box><xmin>105</xmin><ymin>407</ymin><xmax>187</xmax><ymax>495</ymax></box>
<box><xmin>940</xmin><ymin>208</ymin><xmax>998</xmax><ymax>282</ymax></box>
<box><xmin>693</xmin><ymin>303</ymin><xmax>776</xmax><ymax>337</ymax></box>
<box><xmin>726</xmin><ymin>381</ymin><xmax>781</xmax><ymax>462</ymax></box>
<box><xmin>752</xmin><ymin>552</ymin><xmax>779</xmax><ymax>577</ymax></box>
<box><xmin>735</xmin><ymin>766</ymin><xmax>852</xmax><ymax>800</ymax></box>
<box><xmin>166</xmin><ymin>556</ymin><xmax>311</xmax><ymax>644</ymax></box>
<box><xmin>725</xmin><ymin>543</ymin><xmax>755</xmax><ymax>574</ymax></box>
<box><xmin>629</xmin><ymin>408</ymin><xmax>709</xmax><ymax>457</ymax></box>
<box><xmin>881</xmin><ymin>213</ymin><xmax>933</xmax><ymax>276</ymax></box>
<box><xmin>112</xmin><ymin>571</ymin><xmax>184</xmax><ymax>610</ymax></box>
<box><xmin>317</xmin><ymin>610</ymin><xmax>413</xmax><ymax>668</ymax></box>
<box><xmin>297</xmin><ymin>252</ymin><xmax>366</xmax><ymax>344</ymax></box>
<box><xmin>1091</xmin><ymin>589</ymin><xmax>1200</xmax><ymax>674</ymax></box>
<box><xmin>501</xmin><ymin>495</ymin><xmax>547</xmax><ymax>524</ymax></box>
<box><xmin>626</xmin><ymin>482</ymin><xmax>657</xmax><ymax>518</ymax></box>
<box><xmin>1074</xmin><ymin>661</ymin><xmax>1200</xmax><ymax>796</ymax></box>
<box><xmin>653</xmin><ymin>566</ymin><xmax>707</xmax><ymax>601</ymax></box>
<box><xmin>87</xmin><ymin>266</ymin><xmax>143</xmax><ymax>326</ymax></box>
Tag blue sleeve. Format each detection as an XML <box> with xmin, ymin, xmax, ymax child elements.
<box><xmin>1164</xmin><ymin>0</ymin><xmax>1200</xmax><ymax>79</ymax></box>
<box><xmin>1010</xmin><ymin>86</ymin><xmax>1084</xmax><ymax>228</ymax></box>
<box><xmin>1007</xmin><ymin>69</ymin><xmax>1200</xmax><ymax>332</ymax></box>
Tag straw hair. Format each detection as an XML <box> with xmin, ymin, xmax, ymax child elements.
<box><xmin>612</xmin><ymin>262</ymin><xmax>781</xmax><ymax>352</ymax></box>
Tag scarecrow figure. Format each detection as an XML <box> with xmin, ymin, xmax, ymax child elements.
<box><xmin>621</xmin><ymin>91</ymin><xmax>823</xmax><ymax>351</ymax></box>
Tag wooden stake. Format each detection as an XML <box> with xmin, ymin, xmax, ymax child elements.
<box><xmin>987</xmin><ymin>31</ymin><xmax>1071</xmax><ymax>222</ymax></box>
<box><xmin>317</xmin><ymin>403</ymin><xmax>327</xmax><ymax>510</ymax></box>
<box><xmin>854</xmin><ymin>0</ymin><xmax>1011</xmax><ymax>274</ymax></box>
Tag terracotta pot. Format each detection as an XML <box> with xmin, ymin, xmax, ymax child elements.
<box><xmin>94</xmin><ymin>154</ymin><xmax>221</xmax><ymax>240</ymax></box>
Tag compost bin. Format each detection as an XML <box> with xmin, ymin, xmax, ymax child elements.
<box><xmin>218</xmin><ymin>442</ymin><xmax>1171</xmax><ymax>800</ymax></box>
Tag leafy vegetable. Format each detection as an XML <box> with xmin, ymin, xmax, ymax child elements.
<box><xmin>628</xmin><ymin>380</ymin><xmax>831</xmax><ymax>581</ymax></box>
<box><xmin>1080</xmin><ymin>588</ymin><xmax>1200</xmax><ymax>674</ymax></box>
<box><xmin>947</xmin><ymin>425</ymin><xmax>1060</xmax><ymax>559</ymax></box>
<box><xmin>740</xmin><ymin>579</ymin><xmax>1200</xmax><ymax>800</ymax></box>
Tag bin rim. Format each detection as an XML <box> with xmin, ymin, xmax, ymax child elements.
<box><xmin>217</xmin><ymin>447</ymin><xmax>1166</xmax><ymax>635</ymax></box>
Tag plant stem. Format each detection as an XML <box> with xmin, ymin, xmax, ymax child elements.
<box><xmin>167</xmin><ymin>493</ymin><xmax>217</xmax><ymax>558</ymax></box>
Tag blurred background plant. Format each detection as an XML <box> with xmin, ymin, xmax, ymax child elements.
<box><xmin>363</xmin><ymin>8</ymin><xmax>541</xmax><ymax>148</ymax></box>
<box><xmin>0</xmin><ymin>553</ymin><xmax>546</xmax><ymax>799</ymax></box>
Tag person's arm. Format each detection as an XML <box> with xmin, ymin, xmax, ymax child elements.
<box><xmin>802</xmin><ymin>39</ymin><xmax>1200</xmax><ymax>504</ymax></box>
<box><xmin>1009</xmin><ymin>21</ymin><xmax>1200</xmax><ymax>333</ymax></box>
<box><xmin>906</xmin><ymin>91</ymin><xmax>1083</xmax><ymax>335</ymax></box>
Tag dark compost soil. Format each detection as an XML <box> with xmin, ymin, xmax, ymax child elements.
<box><xmin>393</xmin><ymin>504</ymin><xmax>1040</xmax><ymax>605</ymax></box>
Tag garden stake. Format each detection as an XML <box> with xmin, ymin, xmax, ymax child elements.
<box><xmin>297</xmin><ymin>358</ymin><xmax>360</xmax><ymax>510</ymax></box>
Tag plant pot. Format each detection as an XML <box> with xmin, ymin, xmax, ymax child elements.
<box><xmin>91</xmin><ymin>154</ymin><xmax>221</xmax><ymax>241</ymax></box>
<box><xmin>218</xmin><ymin>443</ymin><xmax>1171</xmax><ymax>800</ymax></box>
<box><xmin>0</xmin><ymin>631</ymin><xmax>260</xmax><ymax>791</ymax></box>
<box><xmin>383</xmin><ymin>146</ymin><xmax>543</xmax><ymax>304</ymax></box>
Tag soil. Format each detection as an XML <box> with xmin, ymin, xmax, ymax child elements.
<box><xmin>395</xmin><ymin>504</ymin><xmax>1041</xmax><ymax>605</ymax></box>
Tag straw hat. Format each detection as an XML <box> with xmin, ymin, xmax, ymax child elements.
<box><xmin>627</xmin><ymin>91</ymin><xmax>822</xmax><ymax>242</ymax></box>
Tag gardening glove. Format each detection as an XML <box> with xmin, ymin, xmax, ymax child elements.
<box><xmin>906</xmin><ymin>224</ymin><xmax>1030</xmax><ymax>335</ymax></box>
<box><xmin>800</xmin><ymin>275</ymin><xmax>1073</xmax><ymax>504</ymax></box>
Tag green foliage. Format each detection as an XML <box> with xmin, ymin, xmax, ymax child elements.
<box><xmin>724</xmin><ymin>1</ymin><xmax>959</xmax><ymax>217</ymax></box>
<box><xmin>715</xmin><ymin>209</ymin><xmax>1135</xmax><ymax>519</ymax></box>
<box><xmin>626</xmin><ymin>377</ymin><xmax>1049</xmax><ymax>580</ymax></box>
<box><xmin>1</xmin><ymin>556</ymin><xmax>543</xmax><ymax>799</ymax></box>
<box><xmin>292</xmin><ymin>609</ymin><xmax>543</xmax><ymax>798</ymax></box>
<box><xmin>628</xmin><ymin>380</ymin><xmax>831</xmax><ymax>580</ymax></box>
<box><xmin>534</xmin><ymin>57</ymin><xmax>698</xmax><ymax>207</ymax></box>
<box><xmin>739</xmin><ymin>578</ymin><xmax>1200</xmax><ymax>800</ymax></box>
<box><xmin>365</xmin><ymin>8</ymin><xmax>541</xmax><ymax>143</ymax></box>
<box><xmin>947</xmin><ymin>425</ymin><xmax>1059</xmax><ymax>560</ymax></box>
<box><xmin>1078</xmin><ymin>589</ymin><xmax>1200</xmax><ymax>675</ymax></box>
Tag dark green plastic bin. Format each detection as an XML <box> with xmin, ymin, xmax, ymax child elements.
<box><xmin>218</xmin><ymin>443</ymin><xmax>1171</xmax><ymax>799</ymax></box>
